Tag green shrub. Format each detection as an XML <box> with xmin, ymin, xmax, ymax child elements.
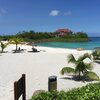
<box><xmin>31</xmin><ymin>82</ymin><xmax>100</xmax><ymax>100</ymax></box>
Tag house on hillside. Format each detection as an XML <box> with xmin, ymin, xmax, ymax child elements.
<box><xmin>56</xmin><ymin>28</ymin><xmax>72</xmax><ymax>37</ymax></box>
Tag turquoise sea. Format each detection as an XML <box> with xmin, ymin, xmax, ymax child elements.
<box><xmin>38</xmin><ymin>37</ymin><xmax>100</xmax><ymax>50</ymax></box>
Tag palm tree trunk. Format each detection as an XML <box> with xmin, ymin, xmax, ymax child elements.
<box><xmin>78</xmin><ymin>71</ymin><xmax>81</xmax><ymax>80</ymax></box>
<box><xmin>1</xmin><ymin>48</ymin><xmax>3</xmax><ymax>53</ymax></box>
<box><xmin>16</xmin><ymin>44</ymin><xmax>18</xmax><ymax>52</ymax></box>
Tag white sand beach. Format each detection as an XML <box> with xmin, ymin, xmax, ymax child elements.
<box><xmin>0</xmin><ymin>44</ymin><xmax>100</xmax><ymax>100</ymax></box>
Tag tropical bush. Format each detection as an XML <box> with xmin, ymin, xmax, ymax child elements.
<box><xmin>60</xmin><ymin>53</ymin><xmax>99</xmax><ymax>81</ymax></box>
<box><xmin>31</xmin><ymin>82</ymin><xmax>100</xmax><ymax>100</ymax></box>
<box><xmin>0</xmin><ymin>41</ymin><xmax>9</xmax><ymax>53</ymax></box>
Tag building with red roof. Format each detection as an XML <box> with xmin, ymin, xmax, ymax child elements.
<box><xmin>56</xmin><ymin>28</ymin><xmax>72</xmax><ymax>37</ymax></box>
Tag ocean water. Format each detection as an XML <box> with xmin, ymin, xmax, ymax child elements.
<box><xmin>38</xmin><ymin>37</ymin><xmax>100</xmax><ymax>50</ymax></box>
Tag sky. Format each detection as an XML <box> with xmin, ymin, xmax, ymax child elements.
<box><xmin>0</xmin><ymin>0</ymin><xmax>100</xmax><ymax>36</ymax></box>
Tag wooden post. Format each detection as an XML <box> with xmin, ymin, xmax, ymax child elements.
<box><xmin>22</xmin><ymin>74</ymin><xmax>26</xmax><ymax>100</ymax></box>
<box><xmin>14</xmin><ymin>74</ymin><xmax>26</xmax><ymax>100</ymax></box>
<box><xmin>14</xmin><ymin>82</ymin><xmax>18</xmax><ymax>100</ymax></box>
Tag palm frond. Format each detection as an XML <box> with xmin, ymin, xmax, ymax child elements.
<box><xmin>92</xmin><ymin>50</ymin><xmax>97</xmax><ymax>56</ymax></box>
<box><xmin>75</xmin><ymin>62</ymin><xmax>88</xmax><ymax>77</ymax></box>
<box><xmin>86</xmin><ymin>71</ymin><xmax>99</xmax><ymax>81</ymax></box>
<box><xmin>78</xmin><ymin>53</ymin><xmax>91</xmax><ymax>61</ymax></box>
<box><xmin>85</xmin><ymin>63</ymin><xmax>93</xmax><ymax>70</ymax></box>
<box><xmin>67</xmin><ymin>54</ymin><xmax>76</xmax><ymax>64</ymax></box>
<box><xmin>9</xmin><ymin>37</ymin><xmax>23</xmax><ymax>44</ymax></box>
<box><xmin>60</xmin><ymin>67</ymin><xmax>75</xmax><ymax>75</ymax></box>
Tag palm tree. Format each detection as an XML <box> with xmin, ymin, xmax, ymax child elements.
<box><xmin>10</xmin><ymin>37</ymin><xmax>23</xmax><ymax>52</ymax></box>
<box><xmin>0</xmin><ymin>41</ymin><xmax>9</xmax><ymax>53</ymax></box>
<box><xmin>60</xmin><ymin>53</ymin><xmax>99</xmax><ymax>81</ymax></box>
<box><xmin>91</xmin><ymin>50</ymin><xmax>100</xmax><ymax>64</ymax></box>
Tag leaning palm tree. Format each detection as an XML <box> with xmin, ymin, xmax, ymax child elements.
<box><xmin>0</xmin><ymin>41</ymin><xmax>9</xmax><ymax>53</ymax></box>
<box><xmin>60</xmin><ymin>53</ymin><xmax>99</xmax><ymax>81</ymax></box>
<box><xmin>10</xmin><ymin>37</ymin><xmax>23</xmax><ymax>52</ymax></box>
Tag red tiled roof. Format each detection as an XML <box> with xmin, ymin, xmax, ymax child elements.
<box><xmin>56</xmin><ymin>28</ymin><xmax>72</xmax><ymax>33</ymax></box>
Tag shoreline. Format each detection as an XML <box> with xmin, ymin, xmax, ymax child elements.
<box><xmin>3</xmin><ymin>43</ymin><xmax>92</xmax><ymax>54</ymax></box>
<box><xmin>0</xmin><ymin>44</ymin><xmax>97</xmax><ymax>100</ymax></box>
<box><xmin>36</xmin><ymin>45</ymin><xmax>92</xmax><ymax>53</ymax></box>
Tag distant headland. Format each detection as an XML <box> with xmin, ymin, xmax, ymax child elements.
<box><xmin>0</xmin><ymin>28</ymin><xmax>89</xmax><ymax>42</ymax></box>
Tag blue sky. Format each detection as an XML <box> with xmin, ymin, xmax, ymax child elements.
<box><xmin>0</xmin><ymin>0</ymin><xmax>100</xmax><ymax>36</ymax></box>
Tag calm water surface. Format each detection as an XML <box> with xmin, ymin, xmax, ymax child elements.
<box><xmin>38</xmin><ymin>37</ymin><xmax>100</xmax><ymax>50</ymax></box>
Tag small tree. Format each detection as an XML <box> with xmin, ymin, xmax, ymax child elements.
<box><xmin>0</xmin><ymin>41</ymin><xmax>9</xmax><ymax>53</ymax></box>
<box><xmin>10</xmin><ymin>37</ymin><xmax>23</xmax><ymax>52</ymax></box>
<box><xmin>60</xmin><ymin>53</ymin><xmax>99</xmax><ymax>81</ymax></box>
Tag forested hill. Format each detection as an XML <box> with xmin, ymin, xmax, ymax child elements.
<box><xmin>0</xmin><ymin>31</ymin><xmax>89</xmax><ymax>42</ymax></box>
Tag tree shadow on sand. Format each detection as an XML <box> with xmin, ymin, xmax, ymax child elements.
<box><xmin>12</xmin><ymin>48</ymin><xmax>26</xmax><ymax>53</ymax></box>
<box><xmin>0</xmin><ymin>51</ymin><xmax>8</xmax><ymax>53</ymax></box>
<box><xmin>60</xmin><ymin>75</ymin><xmax>97</xmax><ymax>82</ymax></box>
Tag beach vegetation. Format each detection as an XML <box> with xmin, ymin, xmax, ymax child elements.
<box><xmin>92</xmin><ymin>49</ymin><xmax>100</xmax><ymax>64</ymax></box>
<box><xmin>9</xmin><ymin>37</ymin><xmax>23</xmax><ymax>52</ymax></box>
<box><xmin>60</xmin><ymin>53</ymin><xmax>99</xmax><ymax>81</ymax></box>
<box><xmin>0</xmin><ymin>41</ymin><xmax>9</xmax><ymax>53</ymax></box>
<box><xmin>0</xmin><ymin>30</ymin><xmax>89</xmax><ymax>42</ymax></box>
<box><xmin>31</xmin><ymin>82</ymin><xmax>100</xmax><ymax>100</ymax></box>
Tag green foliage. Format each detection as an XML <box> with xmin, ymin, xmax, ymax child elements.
<box><xmin>9</xmin><ymin>37</ymin><xmax>23</xmax><ymax>51</ymax></box>
<box><xmin>86</xmin><ymin>71</ymin><xmax>100</xmax><ymax>81</ymax></box>
<box><xmin>60</xmin><ymin>67</ymin><xmax>75</xmax><ymax>75</ymax></box>
<box><xmin>46</xmin><ymin>37</ymin><xmax>89</xmax><ymax>42</ymax></box>
<box><xmin>60</xmin><ymin>53</ymin><xmax>99</xmax><ymax>81</ymax></box>
<box><xmin>31</xmin><ymin>82</ymin><xmax>100</xmax><ymax>100</ymax></box>
<box><xmin>68</xmin><ymin>54</ymin><xmax>76</xmax><ymax>64</ymax></box>
<box><xmin>16</xmin><ymin>31</ymin><xmax>54</xmax><ymax>41</ymax></box>
<box><xmin>78</xmin><ymin>53</ymin><xmax>91</xmax><ymax>61</ymax></box>
<box><xmin>91</xmin><ymin>49</ymin><xmax>100</xmax><ymax>64</ymax></box>
<box><xmin>0</xmin><ymin>41</ymin><xmax>9</xmax><ymax>53</ymax></box>
<box><xmin>75</xmin><ymin>32</ymin><xmax>88</xmax><ymax>38</ymax></box>
<box><xmin>0</xmin><ymin>30</ymin><xmax>89</xmax><ymax>42</ymax></box>
<box><xmin>84</xmin><ymin>63</ymin><xmax>93</xmax><ymax>70</ymax></box>
<box><xmin>92</xmin><ymin>50</ymin><xmax>100</xmax><ymax>60</ymax></box>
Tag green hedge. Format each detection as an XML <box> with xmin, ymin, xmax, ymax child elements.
<box><xmin>31</xmin><ymin>82</ymin><xmax>100</xmax><ymax>100</ymax></box>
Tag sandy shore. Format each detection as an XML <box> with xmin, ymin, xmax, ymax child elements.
<box><xmin>0</xmin><ymin>44</ymin><xmax>100</xmax><ymax>100</ymax></box>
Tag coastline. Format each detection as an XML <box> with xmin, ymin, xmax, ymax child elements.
<box><xmin>36</xmin><ymin>46</ymin><xmax>92</xmax><ymax>53</ymax></box>
<box><xmin>0</xmin><ymin>44</ymin><xmax>99</xmax><ymax>100</ymax></box>
<box><xmin>37</xmin><ymin>37</ymin><xmax>100</xmax><ymax>50</ymax></box>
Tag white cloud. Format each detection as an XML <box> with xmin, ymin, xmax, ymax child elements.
<box><xmin>49</xmin><ymin>10</ymin><xmax>59</xmax><ymax>16</ymax></box>
<box><xmin>64</xmin><ymin>11</ymin><xmax>72</xmax><ymax>16</ymax></box>
<box><xmin>0</xmin><ymin>9</ymin><xmax>7</xmax><ymax>16</ymax></box>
